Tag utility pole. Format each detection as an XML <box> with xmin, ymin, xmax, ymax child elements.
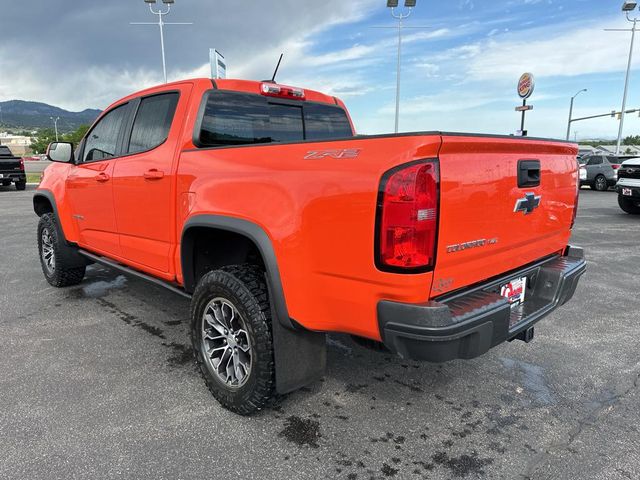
<box><xmin>50</xmin><ymin>116</ymin><xmax>59</xmax><ymax>142</ymax></box>
<box><xmin>605</xmin><ymin>1</ymin><xmax>639</xmax><ymax>154</ymax></box>
<box><xmin>131</xmin><ymin>0</ymin><xmax>193</xmax><ymax>84</ymax></box>
<box><xmin>386</xmin><ymin>0</ymin><xmax>418</xmax><ymax>133</ymax></box>
<box><xmin>566</xmin><ymin>89</ymin><xmax>587</xmax><ymax>141</ymax></box>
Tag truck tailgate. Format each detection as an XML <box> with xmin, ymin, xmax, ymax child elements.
<box><xmin>431</xmin><ymin>135</ymin><xmax>578</xmax><ymax>297</ymax></box>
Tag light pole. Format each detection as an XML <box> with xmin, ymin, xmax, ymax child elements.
<box><xmin>387</xmin><ymin>0</ymin><xmax>417</xmax><ymax>134</ymax></box>
<box><xmin>566</xmin><ymin>89</ymin><xmax>587</xmax><ymax>141</ymax></box>
<box><xmin>50</xmin><ymin>116</ymin><xmax>59</xmax><ymax>142</ymax></box>
<box><xmin>131</xmin><ymin>0</ymin><xmax>193</xmax><ymax>84</ymax></box>
<box><xmin>605</xmin><ymin>1</ymin><xmax>639</xmax><ymax>154</ymax></box>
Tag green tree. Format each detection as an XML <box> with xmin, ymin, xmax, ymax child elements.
<box><xmin>623</xmin><ymin>135</ymin><xmax>640</xmax><ymax>145</ymax></box>
<box><xmin>29</xmin><ymin>124</ymin><xmax>90</xmax><ymax>154</ymax></box>
<box><xmin>29</xmin><ymin>128</ymin><xmax>56</xmax><ymax>154</ymax></box>
<box><xmin>62</xmin><ymin>124</ymin><xmax>89</xmax><ymax>145</ymax></box>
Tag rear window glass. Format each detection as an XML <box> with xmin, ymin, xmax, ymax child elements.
<box><xmin>198</xmin><ymin>91</ymin><xmax>352</xmax><ymax>147</ymax></box>
<box><xmin>128</xmin><ymin>92</ymin><xmax>179</xmax><ymax>154</ymax></box>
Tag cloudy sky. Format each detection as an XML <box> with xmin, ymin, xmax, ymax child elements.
<box><xmin>1</xmin><ymin>0</ymin><xmax>639</xmax><ymax>140</ymax></box>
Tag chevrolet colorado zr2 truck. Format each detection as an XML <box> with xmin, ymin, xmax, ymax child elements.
<box><xmin>34</xmin><ymin>78</ymin><xmax>586</xmax><ymax>414</ymax></box>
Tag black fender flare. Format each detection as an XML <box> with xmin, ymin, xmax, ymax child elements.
<box><xmin>181</xmin><ymin>214</ymin><xmax>293</xmax><ymax>329</ymax></box>
<box><xmin>33</xmin><ymin>189</ymin><xmax>58</xmax><ymax>218</ymax></box>
<box><xmin>181</xmin><ymin>214</ymin><xmax>326</xmax><ymax>394</ymax></box>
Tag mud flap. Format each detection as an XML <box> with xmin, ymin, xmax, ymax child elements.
<box><xmin>268</xmin><ymin>285</ymin><xmax>326</xmax><ymax>394</ymax></box>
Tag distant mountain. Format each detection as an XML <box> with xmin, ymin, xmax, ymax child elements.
<box><xmin>0</xmin><ymin>100</ymin><xmax>101</xmax><ymax>132</ymax></box>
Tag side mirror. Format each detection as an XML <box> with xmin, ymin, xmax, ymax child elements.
<box><xmin>46</xmin><ymin>142</ymin><xmax>74</xmax><ymax>163</ymax></box>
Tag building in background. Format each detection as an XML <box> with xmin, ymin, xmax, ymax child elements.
<box><xmin>0</xmin><ymin>132</ymin><xmax>32</xmax><ymax>155</ymax></box>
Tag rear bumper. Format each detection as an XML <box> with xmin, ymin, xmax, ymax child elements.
<box><xmin>377</xmin><ymin>246</ymin><xmax>586</xmax><ymax>362</ymax></box>
<box><xmin>0</xmin><ymin>172</ymin><xmax>26</xmax><ymax>183</ymax></box>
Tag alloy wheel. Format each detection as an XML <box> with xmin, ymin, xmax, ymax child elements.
<box><xmin>201</xmin><ymin>297</ymin><xmax>252</xmax><ymax>388</ymax></box>
<box><xmin>41</xmin><ymin>228</ymin><xmax>55</xmax><ymax>273</ymax></box>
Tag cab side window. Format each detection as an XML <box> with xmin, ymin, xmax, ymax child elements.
<box><xmin>128</xmin><ymin>93</ymin><xmax>179</xmax><ymax>154</ymax></box>
<box><xmin>83</xmin><ymin>104</ymin><xmax>129</xmax><ymax>162</ymax></box>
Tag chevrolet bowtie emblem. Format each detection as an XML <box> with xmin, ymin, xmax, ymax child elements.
<box><xmin>514</xmin><ymin>193</ymin><xmax>541</xmax><ymax>215</ymax></box>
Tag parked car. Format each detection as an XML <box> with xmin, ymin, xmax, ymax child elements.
<box><xmin>33</xmin><ymin>78</ymin><xmax>586</xmax><ymax>415</ymax></box>
<box><xmin>0</xmin><ymin>145</ymin><xmax>26</xmax><ymax>190</ymax></box>
<box><xmin>616</xmin><ymin>157</ymin><xmax>640</xmax><ymax>214</ymax></box>
<box><xmin>580</xmin><ymin>154</ymin><xmax>621</xmax><ymax>191</ymax></box>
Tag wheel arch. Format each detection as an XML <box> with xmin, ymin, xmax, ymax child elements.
<box><xmin>181</xmin><ymin>215</ymin><xmax>294</xmax><ymax>330</ymax></box>
<box><xmin>33</xmin><ymin>190</ymin><xmax>56</xmax><ymax>217</ymax></box>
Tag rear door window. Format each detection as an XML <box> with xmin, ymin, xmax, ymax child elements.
<box><xmin>587</xmin><ymin>156</ymin><xmax>603</xmax><ymax>165</ymax></box>
<box><xmin>197</xmin><ymin>91</ymin><xmax>352</xmax><ymax>147</ymax></box>
<box><xmin>128</xmin><ymin>93</ymin><xmax>179</xmax><ymax>154</ymax></box>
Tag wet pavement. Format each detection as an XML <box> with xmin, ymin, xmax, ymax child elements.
<box><xmin>1</xmin><ymin>185</ymin><xmax>638</xmax><ymax>479</ymax></box>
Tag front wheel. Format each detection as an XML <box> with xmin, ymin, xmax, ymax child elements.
<box><xmin>618</xmin><ymin>195</ymin><xmax>640</xmax><ymax>214</ymax></box>
<box><xmin>190</xmin><ymin>265</ymin><xmax>276</xmax><ymax>415</ymax></box>
<box><xmin>37</xmin><ymin>213</ymin><xmax>86</xmax><ymax>287</ymax></box>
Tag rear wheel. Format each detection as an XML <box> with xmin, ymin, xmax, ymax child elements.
<box><xmin>592</xmin><ymin>175</ymin><xmax>608</xmax><ymax>191</ymax></box>
<box><xmin>190</xmin><ymin>265</ymin><xmax>276</xmax><ymax>415</ymax></box>
<box><xmin>37</xmin><ymin>213</ymin><xmax>86</xmax><ymax>287</ymax></box>
<box><xmin>618</xmin><ymin>195</ymin><xmax>640</xmax><ymax>214</ymax></box>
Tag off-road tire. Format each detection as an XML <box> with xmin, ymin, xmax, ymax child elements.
<box><xmin>37</xmin><ymin>213</ymin><xmax>86</xmax><ymax>287</ymax></box>
<box><xmin>592</xmin><ymin>175</ymin><xmax>608</xmax><ymax>191</ymax></box>
<box><xmin>191</xmin><ymin>265</ymin><xmax>276</xmax><ymax>415</ymax></box>
<box><xmin>618</xmin><ymin>195</ymin><xmax>640</xmax><ymax>214</ymax></box>
<box><xmin>15</xmin><ymin>180</ymin><xmax>26</xmax><ymax>191</ymax></box>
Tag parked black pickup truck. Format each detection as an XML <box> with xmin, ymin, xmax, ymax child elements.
<box><xmin>0</xmin><ymin>145</ymin><xmax>26</xmax><ymax>190</ymax></box>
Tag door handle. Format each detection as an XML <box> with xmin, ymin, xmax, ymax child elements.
<box><xmin>517</xmin><ymin>160</ymin><xmax>540</xmax><ymax>188</ymax></box>
<box><xmin>96</xmin><ymin>172</ymin><xmax>110</xmax><ymax>182</ymax></box>
<box><xmin>143</xmin><ymin>169</ymin><xmax>164</xmax><ymax>180</ymax></box>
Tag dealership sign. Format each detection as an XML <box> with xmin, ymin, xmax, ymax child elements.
<box><xmin>517</xmin><ymin>73</ymin><xmax>535</xmax><ymax>99</ymax></box>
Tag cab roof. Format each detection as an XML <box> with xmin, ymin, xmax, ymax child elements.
<box><xmin>108</xmin><ymin>78</ymin><xmax>340</xmax><ymax>111</ymax></box>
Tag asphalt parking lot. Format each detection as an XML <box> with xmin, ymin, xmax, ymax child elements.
<box><xmin>1</xmin><ymin>186</ymin><xmax>638</xmax><ymax>480</ymax></box>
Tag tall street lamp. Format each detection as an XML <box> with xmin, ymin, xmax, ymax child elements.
<box><xmin>605</xmin><ymin>1</ymin><xmax>638</xmax><ymax>154</ymax></box>
<box><xmin>566</xmin><ymin>89</ymin><xmax>587</xmax><ymax>141</ymax></box>
<box><xmin>387</xmin><ymin>0</ymin><xmax>417</xmax><ymax>134</ymax></box>
<box><xmin>50</xmin><ymin>116</ymin><xmax>59</xmax><ymax>142</ymax></box>
<box><xmin>131</xmin><ymin>0</ymin><xmax>193</xmax><ymax>84</ymax></box>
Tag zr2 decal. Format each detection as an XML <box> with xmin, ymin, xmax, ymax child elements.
<box><xmin>304</xmin><ymin>149</ymin><xmax>361</xmax><ymax>160</ymax></box>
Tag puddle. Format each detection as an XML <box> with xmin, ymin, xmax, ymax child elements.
<box><xmin>501</xmin><ymin>357</ymin><xmax>554</xmax><ymax>406</ymax></box>
<box><xmin>278</xmin><ymin>415</ymin><xmax>321</xmax><ymax>448</ymax></box>
<box><xmin>82</xmin><ymin>275</ymin><xmax>127</xmax><ymax>298</ymax></box>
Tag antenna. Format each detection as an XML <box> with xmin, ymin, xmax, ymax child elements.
<box><xmin>270</xmin><ymin>53</ymin><xmax>284</xmax><ymax>83</ymax></box>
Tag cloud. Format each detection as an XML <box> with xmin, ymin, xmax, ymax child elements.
<box><xmin>0</xmin><ymin>0</ymin><xmax>380</xmax><ymax>110</ymax></box>
<box><xmin>428</xmin><ymin>16</ymin><xmax>640</xmax><ymax>82</ymax></box>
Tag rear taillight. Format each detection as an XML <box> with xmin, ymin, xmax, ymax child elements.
<box><xmin>19</xmin><ymin>157</ymin><xmax>25</xmax><ymax>171</ymax></box>
<box><xmin>611</xmin><ymin>164</ymin><xmax>621</xmax><ymax>170</ymax></box>
<box><xmin>376</xmin><ymin>160</ymin><xmax>439</xmax><ymax>272</ymax></box>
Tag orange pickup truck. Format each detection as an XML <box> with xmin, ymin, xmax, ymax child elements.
<box><xmin>34</xmin><ymin>78</ymin><xmax>585</xmax><ymax>414</ymax></box>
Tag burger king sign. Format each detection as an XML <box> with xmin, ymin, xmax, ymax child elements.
<box><xmin>518</xmin><ymin>73</ymin><xmax>535</xmax><ymax>99</ymax></box>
